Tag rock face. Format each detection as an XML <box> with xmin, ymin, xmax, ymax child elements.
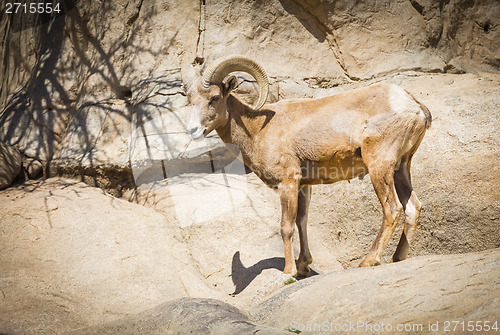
<box><xmin>1</xmin><ymin>0</ymin><xmax>199</xmax><ymax>168</ymax></box>
<box><xmin>22</xmin><ymin>157</ymin><xmax>43</xmax><ymax>179</ymax></box>
<box><xmin>0</xmin><ymin>142</ymin><xmax>22</xmax><ymax>189</ymax></box>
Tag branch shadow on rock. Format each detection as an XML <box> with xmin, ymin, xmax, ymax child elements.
<box><xmin>0</xmin><ymin>0</ymin><xmax>186</xmax><ymax>196</ymax></box>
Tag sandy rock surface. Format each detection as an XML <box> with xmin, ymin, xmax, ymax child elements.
<box><xmin>0</xmin><ymin>178</ymin><xmax>223</xmax><ymax>334</ymax></box>
<box><xmin>2</xmin><ymin>72</ymin><xmax>498</xmax><ymax>334</ymax></box>
<box><xmin>253</xmin><ymin>249</ymin><xmax>500</xmax><ymax>334</ymax></box>
<box><xmin>1</xmin><ymin>175</ymin><xmax>499</xmax><ymax>334</ymax></box>
<box><xmin>0</xmin><ymin>177</ymin><xmax>498</xmax><ymax>333</ymax></box>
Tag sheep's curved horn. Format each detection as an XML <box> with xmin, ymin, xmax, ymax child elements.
<box><xmin>202</xmin><ymin>56</ymin><xmax>269</xmax><ymax>110</ymax></box>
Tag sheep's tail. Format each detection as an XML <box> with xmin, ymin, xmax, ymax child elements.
<box><xmin>405</xmin><ymin>90</ymin><xmax>432</xmax><ymax>129</ymax></box>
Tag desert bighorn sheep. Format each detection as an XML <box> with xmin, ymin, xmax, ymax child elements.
<box><xmin>183</xmin><ymin>56</ymin><xmax>431</xmax><ymax>277</ymax></box>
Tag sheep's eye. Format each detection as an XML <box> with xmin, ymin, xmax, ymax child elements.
<box><xmin>210</xmin><ymin>95</ymin><xmax>220</xmax><ymax>104</ymax></box>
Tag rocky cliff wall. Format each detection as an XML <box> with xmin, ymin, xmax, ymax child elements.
<box><xmin>1</xmin><ymin>0</ymin><xmax>498</xmax><ymax>167</ymax></box>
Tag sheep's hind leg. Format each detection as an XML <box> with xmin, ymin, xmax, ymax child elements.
<box><xmin>359</xmin><ymin>166</ymin><xmax>403</xmax><ymax>267</ymax></box>
<box><xmin>296</xmin><ymin>185</ymin><xmax>312</xmax><ymax>277</ymax></box>
<box><xmin>279</xmin><ymin>180</ymin><xmax>299</xmax><ymax>276</ymax></box>
<box><xmin>392</xmin><ymin>160</ymin><xmax>422</xmax><ymax>262</ymax></box>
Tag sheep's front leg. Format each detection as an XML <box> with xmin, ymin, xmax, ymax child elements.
<box><xmin>279</xmin><ymin>180</ymin><xmax>299</xmax><ymax>277</ymax></box>
<box><xmin>296</xmin><ymin>185</ymin><xmax>312</xmax><ymax>277</ymax></box>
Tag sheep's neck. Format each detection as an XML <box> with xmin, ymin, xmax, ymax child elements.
<box><xmin>216</xmin><ymin>95</ymin><xmax>267</xmax><ymax>162</ymax></box>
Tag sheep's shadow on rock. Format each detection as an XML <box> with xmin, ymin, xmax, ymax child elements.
<box><xmin>230</xmin><ymin>251</ymin><xmax>318</xmax><ymax>295</ymax></box>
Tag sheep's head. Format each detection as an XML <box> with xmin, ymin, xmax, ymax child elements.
<box><xmin>183</xmin><ymin>56</ymin><xmax>269</xmax><ymax>140</ymax></box>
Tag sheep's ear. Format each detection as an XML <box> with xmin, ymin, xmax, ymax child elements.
<box><xmin>223</xmin><ymin>75</ymin><xmax>238</xmax><ymax>96</ymax></box>
<box><xmin>181</xmin><ymin>60</ymin><xmax>199</xmax><ymax>92</ymax></box>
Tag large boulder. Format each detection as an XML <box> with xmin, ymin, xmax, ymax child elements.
<box><xmin>253</xmin><ymin>248</ymin><xmax>500</xmax><ymax>333</ymax></box>
<box><xmin>0</xmin><ymin>178</ymin><xmax>221</xmax><ymax>334</ymax></box>
<box><xmin>73</xmin><ymin>298</ymin><xmax>288</xmax><ymax>335</ymax></box>
<box><xmin>0</xmin><ymin>142</ymin><xmax>22</xmax><ymax>189</ymax></box>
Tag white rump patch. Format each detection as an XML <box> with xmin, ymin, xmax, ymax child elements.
<box><xmin>388</xmin><ymin>84</ymin><xmax>418</xmax><ymax>114</ymax></box>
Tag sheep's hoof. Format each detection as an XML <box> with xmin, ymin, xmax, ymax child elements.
<box><xmin>296</xmin><ymin>262</ymin><xmax>311</xmax><ymax>278</ymax></box>
<box><xmin>283</xmin><ymin>266</ymin><xmax>298</xmax><ymax>278</ymax></box>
